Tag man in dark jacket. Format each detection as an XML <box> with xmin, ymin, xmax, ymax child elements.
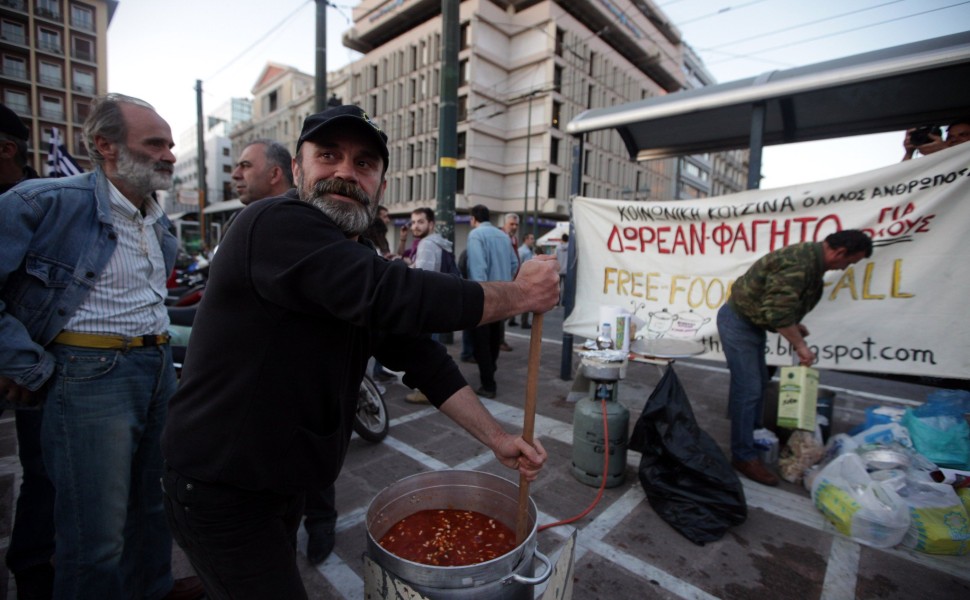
<box><xmin>717</xmin><ymin>230</ymin><xmax>872</xmax><ymax>486</ymax></box>
<box><xmin>161</xmin><ymin>105</ymin><xmax>558</xmax><ymax>599</ymax></box>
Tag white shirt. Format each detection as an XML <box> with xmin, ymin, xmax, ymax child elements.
<box><xmin>64</xmin><ymin>180</ymin><xmax>169</xmax><ymax>336</ymax></box>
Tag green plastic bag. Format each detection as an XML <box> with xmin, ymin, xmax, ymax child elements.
<box><xmin>902</xmin><ymin>399</ymin><xmax>970</xmax><ymax>468</ymax></box>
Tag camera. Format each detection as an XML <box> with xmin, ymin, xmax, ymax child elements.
<box><xmin>910</xmin><ymin>125</ymin><xmax>942</xmax><ymax>146</ymax></box>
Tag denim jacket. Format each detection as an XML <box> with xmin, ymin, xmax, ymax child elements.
<box><xmin>0</xmin><ymin>168</ymin><xmax>177</xmax><ymax>391</ymax></box>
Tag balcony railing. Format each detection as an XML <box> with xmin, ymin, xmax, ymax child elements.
<box><xmin>0</xmin><ymin>32</ymin><xmax>26</xmax><ymax>44</ymax></box>
<box><xmin>40</xmin><ymin>107</ymin><xmax>65</xmax><ymax>121</ymax></box>
<box><xmin>71</xmin><ymin>16</ymin><xmax>93</xmax><ymax>31</ymax></box>
<box><xmin>35</xmin><ymin>7</ymin><xmax>60</xmax><ymax>20</ymax></box>
<box><xmin>0</xmin><ymin>0</ymin><xmax>26</xmax><ymax>11</ymax></box>
<box><xmin>72</xmin><ymin>83</ymin><xmax>94</xmax><ymax>94</ymax></box>
<box><xmin>39</xmin><ymin>75</ymin><xmax>63</xmax><ymax>87</ymax></box>
<box><xmin>1</xmin><ymin>66</ymin><xmax>27</xmax><ymax>79</ymax></box>
<box><xmin>72</xmin><ymin>49</ymin><xmax>93</xmax><ymax>62</ymax></box>
<box><xmin>37</xmin><ymin>40</ymin><xmax>62</xmax><ymax>54</ymax></box>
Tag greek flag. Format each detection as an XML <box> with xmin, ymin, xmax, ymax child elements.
<box><xmin>46</xmin><ymin>127</ymin><xmax>83</xmax><ymax>177</ymax></box>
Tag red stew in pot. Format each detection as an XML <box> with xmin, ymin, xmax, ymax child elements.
<box><xmin>378</xmin><ymin>509</ymin><xmax>517</xmax><ymax>566</ymax></box>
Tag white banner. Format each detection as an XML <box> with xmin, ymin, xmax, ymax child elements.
<box><xmin>564</xmin><ymin>143</ymin><xmax>970</xmax><ymax>379</ymax></box>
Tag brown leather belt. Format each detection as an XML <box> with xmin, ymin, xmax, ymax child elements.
<box><xmin>52</xmin><ymin>331</ymin><xmax>170</xmax><ymax>350</ymax></box>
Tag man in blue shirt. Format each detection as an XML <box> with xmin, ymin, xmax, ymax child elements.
<box><xmin>466</xmin><ymin>204</ymin><xmax>519</xmax><ymax>398</ymax></box>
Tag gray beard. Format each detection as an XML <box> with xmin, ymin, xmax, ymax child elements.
<box><xmin>115</xmin><ymin>146</ymin><xmax>173</xmax><ymax>196</ymax></box>
<box><xmin>299</xmin><ymin>176</ymin><xmax>379</xmax><ymax>236</ymax></box>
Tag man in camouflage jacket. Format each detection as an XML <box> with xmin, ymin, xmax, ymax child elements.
<box><xmin>717</xmin><ymin>230</ymin><xmax>872</xmax><ymax>485</ymax></box>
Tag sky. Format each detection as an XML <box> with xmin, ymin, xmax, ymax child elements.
<box><xmin>107</xmin><ymin>0</ymin><xmax>970</xmax><ymax>190</ymax></box>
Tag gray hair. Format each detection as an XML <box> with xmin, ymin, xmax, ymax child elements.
<box><xmin>504</xmin><ymin>213</ymin><xmax>520</xmax><ymax>225</ymax></box>
<box><xmin>83</xmin><ymin>93</ymin><xmax>155</xmax><ymax>166</ymax></box>
<box><xmin>245</xmin><ymin>138</ymin><xmax>294</xmax><ymax>187</ymax></box>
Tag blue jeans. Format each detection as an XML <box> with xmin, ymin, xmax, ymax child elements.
<box><xmin>41</xmin><ymin>344</ymin><xmax>176</xmax><ymax>600</ymax></box>
<box><xmin>717</xmin><ymin>303</ymin><xmax>768</xmax><ymax>462</ymax></box>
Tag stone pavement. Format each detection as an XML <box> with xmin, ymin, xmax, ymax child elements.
<box><xmin>1</xmin><ymin>306</ymin><xmax>968</xmax><ymax>599</ymax></box>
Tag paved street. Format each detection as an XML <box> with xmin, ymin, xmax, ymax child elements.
<box><xmin>1</xmin><ymin>306</ymin><xmax>968</xmax><ymax>599</ymax></box>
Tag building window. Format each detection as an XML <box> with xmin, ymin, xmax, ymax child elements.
<box><xmin>555</xmin><ymin>28</ymin><xmax>564</xmax><ymax>57</ymax></box>
<box><xmin>554</xmin><ymin>65</ymin><xmax>563</xmax><ymax>92</ymax></box>
<box><xmin>37</xmin><ymin>27</ymin><xmax>61</xmax><ymax>53</ymax></box>
<box><xmin>73</xmin><ymin>127</ymin><xmax>85</xmax><ymax>155</ymax></box>
<box><xmin>70</xmin><ymin>3</ymin><xmax>94</xmax><ymax>30</ymax></box>
<box><xmin>40</xmin><ymin>94</ymin><xmax>63</xmax><ymax>120</ymax></box>
<box><xmin>71</xmin><ymin>35</ymin><xmax>93</xmax><ymax>61</ymax></box>
<box><xmin>550</xmin><ymin>137</ymin><xmax>559</xmax><ymax>166</ymax></box>
<box><xmin>72</xmin><ymin>97</ymin><xmax>89</xmax><ymax>121</ymax></box>
<box><xmin>459</xmin><ymin>22</ymin><xmax>469</xmax><ymax>50</ymax></box>
<box><xmin>222</xmin><ymin>164</ymin><xmax>231</xmax><ymax>173</ymax></box>
<box><xmin>456</xmin><ymin>131</ymin><xmax>465</xmax><ymax>159</ymax></box>
<box><xmin>71</xmin><ymin>66</ymin><xmax>94</xmax><ymax>93</ymax></box>
<box><xmin>38</xmin><ymin>60</ymin><xmax>61</xmax><ymax>87</ymax></box>
<box><xmin>548</xmin><ymin>173</ymin><xmax>558</xmax><ymax>199</ymax></box>
<box><xmin>1</xmin><ymin>20</ymin><xmax>26</xmax><ymax>44</ymax></box>
<box><xmin>551</xmin><ymin>101</ymin><xmax>562</xmax><ymax>129</ymax></box>
<box><xmin>2</xmin><ymin>54</ymin><xmax>27</xmax><ymax>79</ymax></box>
<box><xmin>456</xmin><ymin>168</ymin><xmax>465</xmax><ymax>194</ymax></box>
<box><xmin>458</xmin><ymin>59</ymin><xmax>468</xmax><ymax>86</ymax></box>
<box><xmin>457</xmin><ymin>95</ymin><xmax>467</xmax><ymax>122</ymax></box>
<box><xmin>37</xmin><ymin>0</ymin><xmax>60</xmax><ymax>20</ymax></box>
<box><xmin>4</xmin><ymin>89</ymin><xmax>28</xmax><ymax>114</ymax></box>
<box><xmin>265</xmin><ymin>89</ymin><xmax>278</xmax><ymax>114</ymax></box>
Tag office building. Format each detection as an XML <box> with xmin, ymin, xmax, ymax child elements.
<box><xmin>0</xmin><ymin>0</ymin><xmax>117</xmax><ymax>172</ymax></box>
<box><xmin>338</xmin><ymin>0</ymin><xmax>748</xmax><ymax>230</ymax></box>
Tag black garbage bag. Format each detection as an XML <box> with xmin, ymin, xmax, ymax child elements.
<box><xmin>629</xmin><ymin>365</ymin><xmax>747</xmax><ymax>545</ymax></box>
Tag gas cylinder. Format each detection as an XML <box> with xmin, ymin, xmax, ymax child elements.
<box><xmin>570</xmin><ymin>380</ymin><xmax>629</xmax><ymax>488</ymax></box>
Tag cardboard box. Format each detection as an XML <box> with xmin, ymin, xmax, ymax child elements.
<box><xmin>778</xmin><ymin>366</ymin><xmax>819</xmax><ymax>430</ymax></box>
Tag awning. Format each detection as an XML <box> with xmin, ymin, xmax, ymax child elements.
<box><xmin>203</xmin><ymin>199</ymin><xmax>244</xmax><ymax>214</ymax></box>
<box><xmin>537</xmin><ymin>221</ymin><xmax>570</xmax><ymax>247</ymax></box>
<box><xmin>566</xmin><ymin>32</ymin><xmax>970</xmax><ymax>161</ymax></box>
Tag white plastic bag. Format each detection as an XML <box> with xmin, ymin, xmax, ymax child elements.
<box><xmin>810</xmin><ymin>453</ymin><xmax>910</xmax><ymax>548</ymax></box>
<box><xmin>896</xmin><ymin>479</ymin><xmax>970</xmax><ymax>555</ymax></box>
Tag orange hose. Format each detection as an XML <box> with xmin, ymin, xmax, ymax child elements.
<box><xmin>538</xmin><ymin>396</ymin><xmax>610</xmax><ymax>531</ymax></box>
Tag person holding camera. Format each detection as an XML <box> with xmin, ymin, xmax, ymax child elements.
<box><xmin>902</xmin><ymin>117</ymin><xmax>970</xmax><ymax>160</ymax></box>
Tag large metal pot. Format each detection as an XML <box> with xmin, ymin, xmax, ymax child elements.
<box><xmin>366</xmin><ymin>470</ymin><xmax>552</xmax><ymax>599</ymax></box>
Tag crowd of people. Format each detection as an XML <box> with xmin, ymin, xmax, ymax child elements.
<box><xmin>0</xmin><ymin>98</ymin><xmax>556</xmax><ymax>599</ymax></box>
<box><xmin>1</xmin><ymin>87</ymin><xmax>964</xmax><ymax>597</ymax></box>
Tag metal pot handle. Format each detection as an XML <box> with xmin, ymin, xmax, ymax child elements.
<box><xmin>503</xmin><ymin>549</ymin><xmax>552</xmax><ymax>586</ymax></box>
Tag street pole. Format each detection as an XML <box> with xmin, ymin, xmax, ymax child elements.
<box><xmin>194</xmin><ymin>79</ymin><xmax>207</xmax><ymax>251</ymax></box>
<box><xmin>533</xmin><ymin>166</ymin><xmax>539</xmax><ymax>238</ymax></box>
<box><xmin>315</xmin><ymin>0</ymin><xmax>327</xmax><ymax>112</ymax></box>
<box><xmin>523</xmin><ymin>93</ymin><xmax>532</xmax><ymax>231</ymax></box>
<box><xmin>436</xmin><ymin>0</ymin><xmax>459</xmax><ymax>343</ymax></box>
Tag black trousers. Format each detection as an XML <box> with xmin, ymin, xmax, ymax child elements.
<box><xmin>304</xmin><ymin>484</ymin><xmax>337</xmax><ymax>531</ymax></box>
<box><xmin>162</xmin><ymin>467</ymin><xmax>307</xmax><ymax>600</ymax></box>
<box><xmin>471</xmin><ymin>321</ymin><xmax>503</xmax><ymax>392</ymax></box>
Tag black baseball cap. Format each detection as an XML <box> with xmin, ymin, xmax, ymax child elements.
<box><xmin>296</xmin><ymin>105</ymin><xmax>389</xmax><ymax>170</ymax></box>
<box><xmin>0</xmin><ymin>102</ymin><xmax>29</xmax><ymax>141</ymax></box>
